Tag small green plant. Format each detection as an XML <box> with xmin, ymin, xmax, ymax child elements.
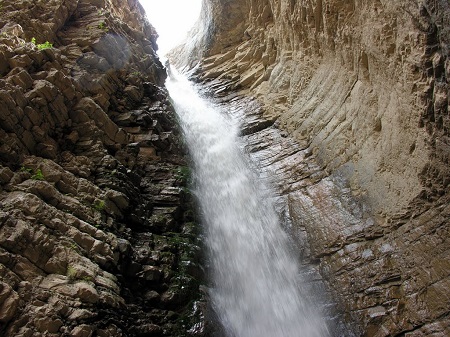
<box><xmin>31</xmin><ymin>37</ymin><xmax>53</xmax><ymax>50</ymax></box>
<box><xmin>66</xmin><ymin>265</ymin><xmax>77</xmax><ymax>281</ymax></box>
<box><xmin>93</xmin><ymin>199</ymin><xmax>105</xmax><ymax>211</ymax></box>
<box><xmin>98</xmin><ymin>21</ymin><xmax>107</xmax><ymax>30</ymax></box>
<box><xmin>81</xmin><ymin>275</ymin><xmax>93</xmax><ymax>283</ymax></box>
<box><xmin>20</xmin><ymin>166</ymin><xmax>32</xmax><ymax>173</ymax></box>
<box><xmin>31</xmin><ymin>168</ymin><xmax>45</xmax><ymax>180</ymax></box>
<box><xmin>37</xmin><ymin>41</ymin><xmax>53</xmax><ymax>50</ymax></box>
<box><xmin>176</xmin><ymin>166</ymin><xmax>192</xmax><ymax>184</ymax></box>
<box><xmin>63</xmin><ymin>241</ymin><xmax>80</xmax><ymax>253</ymax></box>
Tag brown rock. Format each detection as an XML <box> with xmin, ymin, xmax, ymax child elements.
<box><xmin>0</xmin><ymin>282</ymin><xmax>19</xmax><ymax>323</ymax></box>
<box><xmin>39</xmin><ymin>275</ymin><xmax>69</xmax><ymax>290</ymax></box>
<box><xmin>56</xmin><ymin>282</ymin><xmax>99</xmax><ymax>304</ymax></box>
<box><xmin>67</xmin><ymin>309</ymin><xmax>95</xmax><ymax>322</ymax></box>
<box><xmin>60</xmin><ymin>152</ymin><xmax>94</xmax><ymax>178</ymax></box>
<box><xmin>135</xmin><ymin>323</ymin><xmax>163</xmax><ymax>336</ymax></box>
<box><xmin>0</xmin><ymin>166</ymin><xmax>14</xmax><ymax>184</ymax></box>
<box><xmin>15</xmin><ymin>179</ymin><xmax>61</xmax><ymax>205</ymax></box>
<box><xmin>70</xmin><ymin>324</ymin><xmax>94</xmax><ymax>337</ymax></box>
<box><xmin>10</xmin><ymin>69</ymin><xmax>34</xmax><ymax>90</ymax></box>
<box><xmin>105</xmin><ymin>189</ymin><xmax>129</xmax><ymax>210</ymax></box>
<box><xmin>138</xmin><ymin>265</ymin><xmax>162</xmax><ymax>281</ymax></box>
<box><xmin>124</xmin><ymin>85</ymin><xmax>143</xmax><ymax>103</ymax></box>
<box><xmin>171</xmin><ymin>1</ymin><xmax>450</xmax><ymax>335</ymax></box>
<box><xmin>0</xmin><ymin>51</ymin><xmax>10</xmax><ymax>75</ymax></box>
<box><xmin>8</xmin><ymin>54</ymin><xmax>33</xmax><ymax>68</ymax></box>
<box><xmin>35</xmin><ymin>316</ymin><xmax>64</xmax><ymax>333</ymax></box>
<box><xmin>0</xmin><ymin>0</ymin><xmax>200</xmax><ymax>335</ymax></box>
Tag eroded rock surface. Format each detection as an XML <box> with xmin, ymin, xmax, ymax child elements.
<box><xmin>0</xmin><ymin>0</ymin><xmax>207</xmax><ymax>336</ymax></box>
<box><xmin>171</xmin><ymin>1</ymin><xmax>450</xmax><ymax>336</ymax></box>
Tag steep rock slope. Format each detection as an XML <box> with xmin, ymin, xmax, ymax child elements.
<box><xmin>171</xmin><ymin>0</ymin><xmax>450</xmax><ymax>335</ymax></box>
<box><xmin>0</xmin><ymin>0</ymin><xmax>206</xmax><ymax>336</ymax></box>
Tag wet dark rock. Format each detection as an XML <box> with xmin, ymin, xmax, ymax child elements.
<box><xmin>0</xmin><ymin>0</ymin><xmax>208</xmax><ymax>336</ymax></box>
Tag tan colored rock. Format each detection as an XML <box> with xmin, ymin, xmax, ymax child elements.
<box><xmin>73</xmin><ymin>97</ymin><xmax>125</xmax><ymax>145</ymax></box>
<box><xmin>105</xmin><ymin>189</ymin><xmax>129</xmax><ymax>210</ymax></box>
<box><xmin>94</xmin><ymin>274</ymin><xmax>120</xmax><ymax>294</ymax></box>
<box><xmin>124</xmin><ymin>85</ymin><xmax>143</xmax><ymax>102</ymax></box>
<box><xmin>56</xmin><ymin>282</ymin><xmax>99</xmax><ymax>304</ymax></box>
<box><xmin>98</xmin><ymin>289</ymin><xmax>125</xmax><ymax>308</ymax></box>
<box><xmin>15</xmin><ymin>179</ymin><xmax>61</xmax><ymax>205</ymax></box>
<box><xmin>174</xmin><ymin>0</ymin><xmax>450</xmax><ymax>335</ymax></box>
<box><xmin>60</xmin><ymin>152</ymin><xmax>94</xmax><ymax>178</ymax></box>
<box><xmin>0</xmin><ymin>166</ymin><xmax>14</xmax><ymax>184</ymax></box>
<box><xmin>35</xmin><ymin>316</ymin><xmax>64</xmax><ymax>333</ymax></box>
<box><xmin>174</xmin><ymin>0</ymin><xmax>431</xmax><ymax>217</ymax></box>
<box><xmin>8</xmin><ymin>54</ymin><xmax>33</xmax><ymax>68</ymax></box>
<box><xmin>9</xmin><ymin>69</ymin><xmax>34</xmax><ymax>90</ymax></box>
<box><xmin>0</xmin><ymin>282</ymin><xmax>20</xmax><ymax>323</ymax></box>
<box><xmin>13</xmin><ymin>255</ymin><xmax>46</xmax><ymax>280</ymax></box>
<box><xmin>67</xmin><ymin>309</ymin><xmax>95</xmax><ymax>322</ymax></box>
<box><xmin>70</xmin><ymin>324</ymin><xmax>94</xmax><ymax>337</ymax></box>
<box><xmin>44</xmin><ymin>248</ymin><xmax>70</xmax><ymax>275</ymax></box>
<box><xmin>39</xmin><ymin>274</ymin><xmax>69</xmax><ymax>290</ymax></box>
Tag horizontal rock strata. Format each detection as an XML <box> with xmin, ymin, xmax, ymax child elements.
<box><xmin>171</xmin><ymin>0</ymin><xmax>450</xmax><ymax>335</ymax></box>
<box><xmin>0</xmin><ymin>0</ymin><xmax>208</xmax><ymax>336</ymax></box>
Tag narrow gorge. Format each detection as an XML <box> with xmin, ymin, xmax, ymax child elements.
<box><xmin>0</xmin><ymin>0</ymin><xmax>449</xmax><ymax>336</ymax></box>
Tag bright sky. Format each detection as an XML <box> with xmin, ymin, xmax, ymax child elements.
<box><xmin>139</xmin><ymin>0</ymin><xmax>202</xmax><ymax>57</ymax></box>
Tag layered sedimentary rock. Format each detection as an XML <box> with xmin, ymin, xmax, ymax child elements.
<box><xmin>0</xmin><ymin>0</ymin><xmax>207</xmax><ymax>336</ymax></box>
<box><xmin>171</xmin><ymin>0</ymin><xmax>450</xmax><ymax>335</ymax></box>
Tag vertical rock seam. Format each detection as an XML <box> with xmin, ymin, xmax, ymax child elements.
<box><xmin>0</xmin><ymin>0</ymin><xmax>207</xmax><ymax>336</ymax></box>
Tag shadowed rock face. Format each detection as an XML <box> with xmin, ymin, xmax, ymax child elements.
<box><xmin>0</xmin><ymin>0</ymin><xmax>208</xmax><ymax>336</ymax></box>
<box><xmin>171</xmin><ymin>0</ymin><xmax>450</xmax><ymax>335</ymax></box>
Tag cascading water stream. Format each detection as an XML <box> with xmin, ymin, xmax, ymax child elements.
<box><xmin>166</xmin><ymin>70</ymin><xmax>330</xmax><ymax>337</ymax></box>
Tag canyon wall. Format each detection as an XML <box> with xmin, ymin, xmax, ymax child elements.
<box><xmin>0</xmin><ymin>0</ymin><xmax>208</xmax><ymax>336</ymax></box>
<box><xmin>172</xmin><ymin>0</ymin><xmax>450</xmax><ymax>335</ymax></box>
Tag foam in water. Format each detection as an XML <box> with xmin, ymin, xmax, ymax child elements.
<box><xmin>166</xmin><ymin>69</ymin><xmax>330</xmax><ymax>337</ymax></box>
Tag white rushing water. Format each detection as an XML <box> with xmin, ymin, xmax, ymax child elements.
<box><xmin>166</xmin><ymin>70</ymin><xmax>330</xmax><ymax>337</ymax></box>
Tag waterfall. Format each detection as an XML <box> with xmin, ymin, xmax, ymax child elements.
<box><xmin>166</xmin><ymin>70</ymin><xmax>330</xmax><ymax>337</ymax></box>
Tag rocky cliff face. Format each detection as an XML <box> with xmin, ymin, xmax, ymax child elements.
<box><xmin>0</xmin><ymin>0</ymin><xmax>207</xmax><ymax>336</ymax></box>
<box><xmin>171</xmin><ymin>0</ymin><xmax>450</xmax><ymax>335</ymax></box>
